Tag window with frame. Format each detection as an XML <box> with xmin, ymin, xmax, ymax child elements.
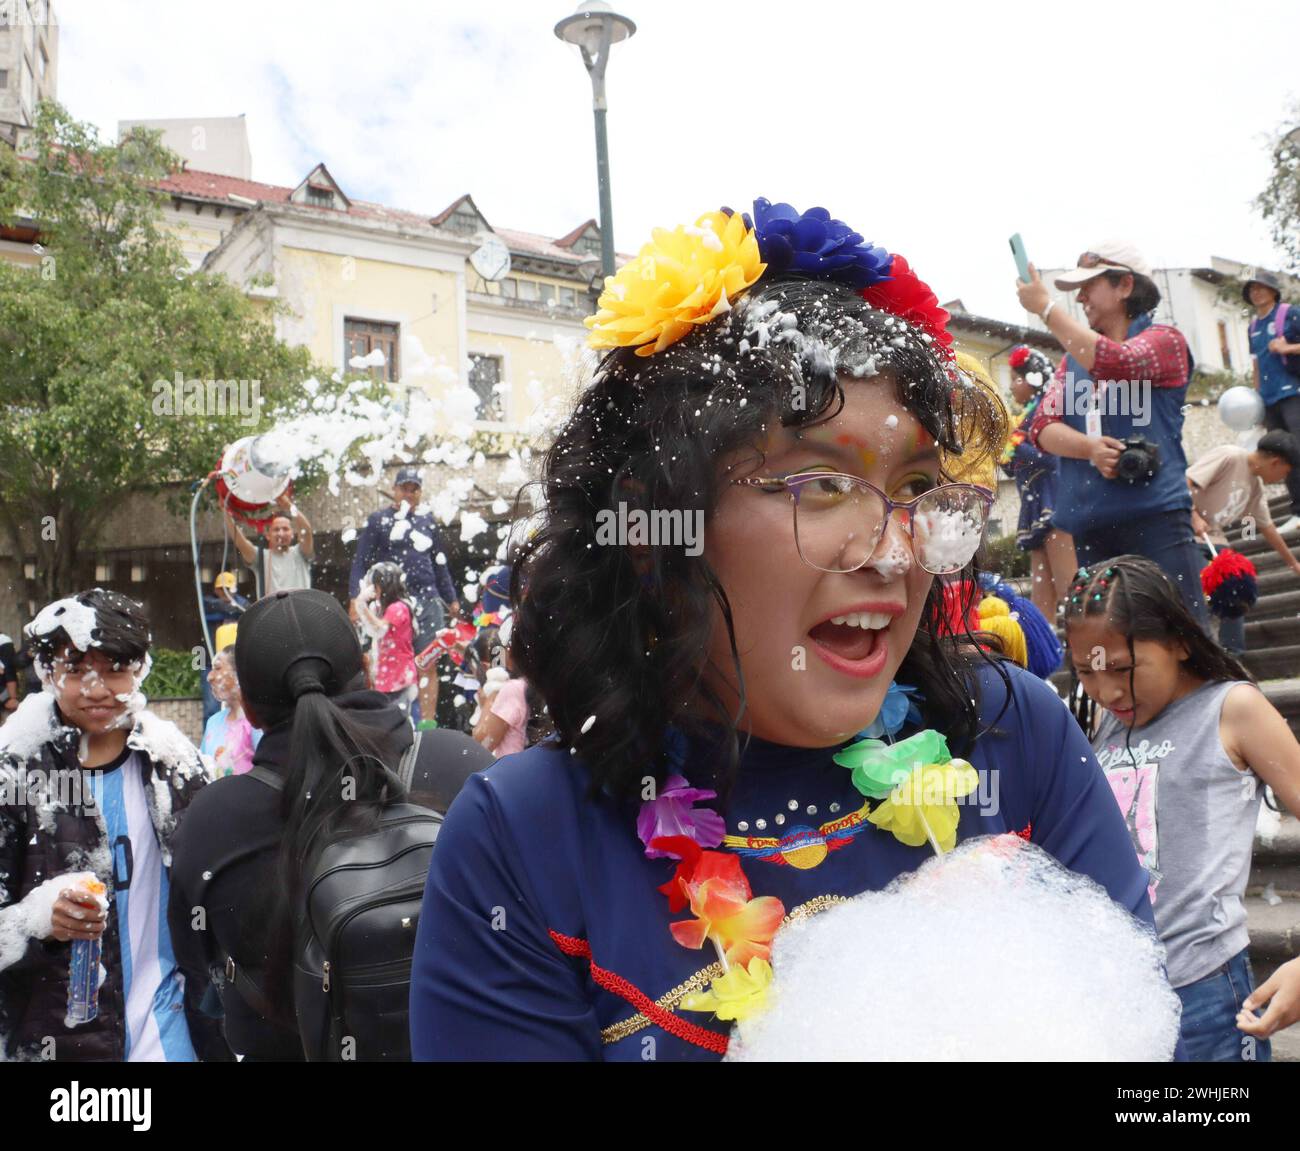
<box><xmin>0</xmin><ymin>70</ymin><xmax>7</xmax><ymax>89</ymax></box>
<box><xmin>306</xmin><ymin>185</ymin><xmax>334</xmax><ymax>208</ymax></box>
<box><xmin>469</xmin><ymin>353</ymin><xmax>505</xmax><ymax>422</ymax></box>
<box><xmin>345</xmin><ymin>318</ymin><xmax>400</xmax><ymax>383</ymax></box>
<box><xmin>499</xmin><ymin>277</ymin><xmax>518</xmax><ymax>298</ymax></box>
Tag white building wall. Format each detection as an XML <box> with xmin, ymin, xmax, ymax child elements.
<box><xmin>0</xmin><ymin>0</ymin><xmax>57</xmax><ymax>132</ymax></box>
<box><xmin>118</xmin><ymin>115</ymin><xmax>253</xmax><ymax>180</ymax></box>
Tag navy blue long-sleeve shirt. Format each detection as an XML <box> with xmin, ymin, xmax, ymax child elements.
<box><xmin>410</xmin><ymin>661</ymin><xmax>1176</xmax><ymax>1061</ymax></box>
<box><xmin>348</xmin><ymin>504</ymin><xmax>457</xmax><ymax>603</ymax></box>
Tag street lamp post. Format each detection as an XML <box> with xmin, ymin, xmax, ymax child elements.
<box><xmin>555</xmin><ymin>2</ymin><xmax>636</xmax><ymax>282</ymax></box>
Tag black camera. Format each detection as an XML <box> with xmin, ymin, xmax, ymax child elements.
<box><xmin>1114</xmin><ymin>437</ymin><xmax>1161</xmax><ymax>483</ymax></box>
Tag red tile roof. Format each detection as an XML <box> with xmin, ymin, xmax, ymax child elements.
<box><xmin>553</xmin><ymin>218</ymin><xmax>598</xmax><ymax>249</ymax></box>
<box><xmin>160</xmin><ymin>166</ymin><xmax>591</xmax><ymax>263</ymax></box>
<box><xmin>156</xmin><ymin>168</ymin><xmax>292</xmax><ymax>205</ymax></box>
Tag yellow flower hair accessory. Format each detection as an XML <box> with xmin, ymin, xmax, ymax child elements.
<box><xmin>585</xmin><ymin>210</ymin><xmax>765</xmax><ymax>357</ymax></box>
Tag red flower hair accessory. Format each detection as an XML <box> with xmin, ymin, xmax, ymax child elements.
<box><xmin>1008</xmin><ymin>345</ymin><xmax>1033</xmax><ymax>370</ymax></box>
<box><xmin>860</xmin><ymin>253</ymin><xmax>954</xmax><ymax>357</ymax></box>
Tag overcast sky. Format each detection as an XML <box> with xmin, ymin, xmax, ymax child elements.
<box><xmin>55</xmin><ymin>0</ymin><xmax>1298</xmax><ymax>321</ymax></box>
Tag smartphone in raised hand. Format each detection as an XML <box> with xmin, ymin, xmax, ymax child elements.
<box><xmin>1009</xmin><ymin>233</ymin><xmax>1032</xmax><ymax>284</ymax></box>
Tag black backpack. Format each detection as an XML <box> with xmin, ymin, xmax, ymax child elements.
<box><xmin>203</xmin><ymin>732</ymin><xmax>441</xmax><ymax>1061</ymax></box>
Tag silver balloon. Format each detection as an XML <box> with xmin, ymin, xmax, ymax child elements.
<box><xmin>1217</xmin><ymin>386</ymin><xmax>1264</xmax><ymax>432</ymax></box>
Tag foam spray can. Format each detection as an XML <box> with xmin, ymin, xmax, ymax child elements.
<box><xmin>66</xmin><ymin>878</ymin><xmax>108</xmax><ymax>1025</ymax></box>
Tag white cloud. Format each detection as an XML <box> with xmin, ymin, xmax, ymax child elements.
<box><xmin>56</xmin><ymin>0</ymin><xmax>1300</xmax><ymax>321</ymax></box>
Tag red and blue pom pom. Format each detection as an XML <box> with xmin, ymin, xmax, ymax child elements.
<box><xmin>1200</xmin><ymin>549</ymin><xmax>1258</xmax><ymax>618</ymax></box>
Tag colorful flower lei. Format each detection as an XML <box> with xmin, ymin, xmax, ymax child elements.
<box><xmin>637</xmin><ymin>682</ymin><xmax>972</xmax><ymax>1030</ymax></box>
<box><xmin>585</xmin><ymin>198</ymin><xmax>954</xmax><ymax>360</ymax></box>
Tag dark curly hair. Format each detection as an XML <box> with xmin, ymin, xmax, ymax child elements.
<box><xmin>510</xmin><ymin>277</ymin><xmax>1009</xmax><ymax>803</ymax></box>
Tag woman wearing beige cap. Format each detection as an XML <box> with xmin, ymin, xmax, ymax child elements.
<box><xmin>1015</xmin><ymin>244</ymin><xmax>1208</xmax><ymax>625</ymax></box>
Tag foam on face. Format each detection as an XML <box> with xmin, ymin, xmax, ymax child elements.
<box><xmin>726</xmin><ymin>837</ymin><xmax>1179</xmax><ymax>1062</ymax></box>
<box><xmin>867</xmin><ymin>539</ymin><xmax>912</xmax><ymax>579</ymax></box>
<box><xmin>913</xmin><ymin>503</ymin><xmax>983</xmax><ymax>571</ymax></box>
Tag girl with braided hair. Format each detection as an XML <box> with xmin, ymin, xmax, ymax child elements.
<box><xmin>1064</xmin><ymin>555</ymin><xmax>1300</xmax><ymax>1061</ymax></box>
<box><xmin>1001</xmin><ymin>345</ymin><xmax>1076</xmax><ymax>621</ymax></box>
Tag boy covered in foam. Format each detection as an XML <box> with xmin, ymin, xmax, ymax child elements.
<box><xmin>0</xmin><ymin>589</ymin><xmax>225</xmax><ymax>1062</ymax></box>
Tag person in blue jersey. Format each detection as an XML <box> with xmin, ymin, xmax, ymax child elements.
<box><xmin>0</xmin><ymin>589</ymin><xmax>226</xmax><ymax>1062</ymax></box>
<box><xmin>1245</xmin><ymin>269</ymin><xmax>1300</xmax><ymax>534</ymax></box>
<box><xmin>1016</xmin><ymin>242</ymin><xmax>1208</xmax><ymax>625</ymax></box>
<box><xmin>409</xmin><ymin>202</ymin><xmax>1170</xmax><ymax>1063</ymax></box>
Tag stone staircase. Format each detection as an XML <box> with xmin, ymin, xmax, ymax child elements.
<box><xmin>1019</xmin><ymin>491</ymin><xmax>1300</xmax><ymax>1059</ymax></box>
<box><xmin>1220</xmin><ymin>493</ymin><xmax>1300</xmax><ymax>1061</ymax></box>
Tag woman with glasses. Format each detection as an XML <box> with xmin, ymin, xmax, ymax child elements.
<box><xmin>410</xmin><ymin>202</ymin><xmax>1162</xmax><ymax>1061</ymax></box>
<box><xmin>1015</xmin><ymin>243</ymin><xmax>1208</xmax><ymax>626</ymax></box>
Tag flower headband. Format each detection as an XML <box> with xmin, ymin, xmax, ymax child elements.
<box><xmin>584</xmin><ymin>198</ymin><xmax>954</xmax><ymax>359</ymax></box>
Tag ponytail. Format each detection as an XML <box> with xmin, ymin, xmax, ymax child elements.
<box><xmin>262</xmin><ymin>659</ymin><xmax>405</xmax><ymax>1011</ymax></box>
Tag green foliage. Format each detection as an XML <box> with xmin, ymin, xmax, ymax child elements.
<box><xmin>1187</xmin><ymin>368</ymin><xmax>1252</xmax><ymax>403</ymax></box>
<box><xmin>142</xmin><ymin>647</ymin><xmax>202</xmax><ymax>699</ymax></box>
<box><xmin>978</xmin><ymin>531</ymin><xmax>1031</xmax><ymax>579</ymax></box>
<box><xmin>0</xmin><ymin>103</ymin><xmax>324</xmax><ymax>597</ymax></box>
<box><xmin>1256</xmin><ymin>104</ymin><xmax>1300</xmax><ymax>272</ymax></box>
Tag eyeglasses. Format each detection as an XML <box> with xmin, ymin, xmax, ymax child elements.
<box><xmin>1077</xmin><ymin>252</ymin><xmax>1133</xmax><ymax>273</ymax></box>
<box><xmin>736</xmin><ymin>471</ymin><xmax>993</xmax><ymax>576</ymax></box>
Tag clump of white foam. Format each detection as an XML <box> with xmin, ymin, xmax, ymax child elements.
<box><xmin>0</xmin><ymin>692</ymin><xmax>66</xmax><ymax>759</ymax></box>
<box><xmin>26</xmin><ymin>598</ymin><xmax>100</xmax><ymax>653</ymax></box>
<box><xmin>727</xmin><ymin>837</ymin><xmax>1180</xmax><ymax>1062</ymax></box>
<box><xmin>0</xmin><ymin>871</ymin><xmax>102</xmax><ymax>974</ymax></box>
<box><xmin>913</xmin><ymin>503</ymin><xmax>984</xmax><ymax>570</ymax></box>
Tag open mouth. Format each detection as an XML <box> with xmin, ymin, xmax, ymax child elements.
<box><xmin>807</xmin><ymin>609</ymin><xmax>896</xmax><ymax>678</ymax></box>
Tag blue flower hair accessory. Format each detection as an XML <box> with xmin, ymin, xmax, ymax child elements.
<box><xmin>751</xmin><ymin>198</ymin><xmax>894</xmax><ymax>290</ymax></box>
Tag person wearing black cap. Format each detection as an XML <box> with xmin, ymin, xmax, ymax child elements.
<box><xmin>1245</xmin><ymin>269</ymin><xmax>1300</xmax><ymax>533</ymax></box>
<box><xmin>167</xmin><ymin>589</ymin><xmax>492</xmax><ymax>1060</ymax></box>
<box><xmin>348</xmin><ymin>469</ymin><xmax>461</xmax><ymax>727</ymax></box>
